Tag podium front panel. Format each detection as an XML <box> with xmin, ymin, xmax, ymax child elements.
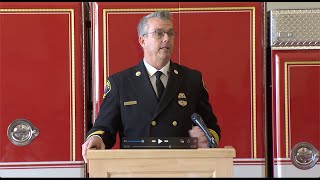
<box><xmin>87</xmin><ymin>148</ymin><xmax>235</xmax><ymax>178</ymax></box>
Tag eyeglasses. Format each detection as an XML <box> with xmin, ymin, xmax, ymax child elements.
<box><xmin>143</xmin><ymin>30</ymin><xmax>176</xmax><ymax>39</ymax></box>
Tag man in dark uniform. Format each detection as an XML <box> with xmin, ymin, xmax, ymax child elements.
<box><xmin>82</xmin><ymin>10</ymin><xmax>220</xmax><ymax>163</ymax></box>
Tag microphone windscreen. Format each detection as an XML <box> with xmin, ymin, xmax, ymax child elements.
<box><xmin>191</xmin><ymin>113</ymin><xmax>200</xmax><ymax>123</ymax></box>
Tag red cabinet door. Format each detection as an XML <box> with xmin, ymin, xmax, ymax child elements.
<box><xmin>179</xmin><ymin>1</ymin><xmax>265</xmax><ymax>160</ymax></box>
<box><xmin>0</xmin><ymin>2</ymin><xmax>86</xmax><ymax>177</ymax></box>
<box><xmin>91</xmin><ymin>2</ymin><xmax>266</xmax><ymax>177</ymax></box>
<box><xmin>271</xmin><ymin>50</ymin><xmax>320</xmax><ymax>177</ymax></box>
<box><xmin>90</xmin><ymin>2</ymin><xmax>180</xmax><ymax>149</ymax></box>
<box><xmin>270</xmin><ymin>8</ymin><xmax>320</xmax><ymax>177</ymax></box>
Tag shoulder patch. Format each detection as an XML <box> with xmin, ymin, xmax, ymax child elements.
<box><xmin>103</xmin><ymin>80</ymin><xmax>111</xmax><ymax>98</ymax></box>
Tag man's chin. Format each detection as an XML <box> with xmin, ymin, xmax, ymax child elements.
<box><xmin>159</xmin><ymin>56</ymin><xmax>171</xmax><ymax>62</ymax></box>
<box><xmin>159</xmin><ymin>54</ymin><xmax>172</xmax><ymax>60</ymax></box>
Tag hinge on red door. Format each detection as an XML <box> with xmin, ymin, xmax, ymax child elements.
<box><xmin>84</xmin><ymin>2</ymin><xmax>91</xmax><ymax>29</ymax></box>
<box><xmin>86</xmin><ymin>20</ymin><xmax>91</xmax><ymax>29</ymax></box>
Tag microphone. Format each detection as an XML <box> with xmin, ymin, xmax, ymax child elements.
<box><xmin>191</xmin><ymin>113</ymin><xmax>217</xmax><ymax>148</ymax></box>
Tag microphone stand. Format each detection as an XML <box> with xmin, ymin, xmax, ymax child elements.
<box><xmin>191</xmin><ymin>113</ymin><xmax>218</xmax><ymax>148</ymax></box>
<box><xmin>200</xmin><ymin>126</ymin><xmax>217</xmax><ymax>148</ymax></box>
<box><xmin>197</xmin><ymin>123</ymin><xmax>218</xmax><ymax>148</ymax></box>
<box><xmin>207</xmin><ymin>136</ymin><xmax>218</xmax><ymax>148</ymax></box>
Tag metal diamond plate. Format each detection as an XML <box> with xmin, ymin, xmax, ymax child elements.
<box><xmin>270</xmin><ymin>9</ymin><xmax>320</xmax><ymax>49</ymax></box>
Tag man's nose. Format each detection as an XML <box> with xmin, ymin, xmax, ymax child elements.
<box><xmin>162</xmin><ymin>33</ymin><xmax>170</xmax><ymax>42</ymax></box>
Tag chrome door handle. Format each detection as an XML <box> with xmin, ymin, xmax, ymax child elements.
<box><xmin>291</xmin><ymin>142</ymin><xmax>319</xmax><ymax>170</ymax></box>
<box><xmin>7</xmin><ymin>119</ymin><xmax>39</xmax><ymax>146</ymax></box>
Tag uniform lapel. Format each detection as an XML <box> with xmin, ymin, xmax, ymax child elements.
<box><xmin>128</xmin><ymin>60</ymin><xmax>158</xmax><ymax>110</ymax></box>
<box><xmin>152</xmin><ymin>62</ymin><xmax>183</xmax><ymax>119</ymax></box>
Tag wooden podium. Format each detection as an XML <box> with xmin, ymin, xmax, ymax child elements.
<box><xmin>87</xmin><ymin>147</ymin><xmax>236</xmax><ymax>178</ymax></box>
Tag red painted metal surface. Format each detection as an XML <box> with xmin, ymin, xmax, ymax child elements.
<box><xmin>271</xmin><ymin>50</ymin><xmax>320</xmax><ymax>159</ymax></box>
<box><xmin>91</xmin><ymin>2</ymin><xmax>265</xmax><ymax>160</ymax></box>
<box><xmin>91</xmin><ymin>2</ymin><xmax>179</xmax><ymax>121</ymax></box>
<box><xmin>91</xmin><ymin>2</ymin><xmax>180</xmax><ymax>149</ymax></box>
<box><xmin>0</xmin><ymin>2</ymin><xmax>85</xmax><ymax>162</ymax></box>
<box><xmin>179</xmin><ymin>2</ymin><xmax>265</xmax><ymax>158</ymax></box>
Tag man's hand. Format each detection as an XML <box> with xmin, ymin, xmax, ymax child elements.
<box><xmin>188</xmin><ymin>126</ymin><xmax>208</xmax><ymax>148</ymax></box>
<box><xmin>81</xmin><ymin>136</ymin><xmax>105</xmax><ymax>163</ymax></box>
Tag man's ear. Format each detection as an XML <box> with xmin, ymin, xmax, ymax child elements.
<box><xmin>138</xmin><ymin>36</ymin><xmax>145</xmax><ymax>48</ymax></box>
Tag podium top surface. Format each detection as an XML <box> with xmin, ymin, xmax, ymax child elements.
<box><xmin>87</xmin><ymin>147</ymin><xmax>236</xmax><ymax>159</ymax></box>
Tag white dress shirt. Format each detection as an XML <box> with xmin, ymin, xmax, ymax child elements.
<box><xmin>143</xmin><ymin>59</ymin><xmax>170</xmax><ymax>96</ymax></box>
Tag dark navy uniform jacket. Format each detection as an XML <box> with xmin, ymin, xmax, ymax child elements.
<box><xmin>87</xmin><ymin>60</ymin><xmax>221</xmax><ymax>148</ymax></box>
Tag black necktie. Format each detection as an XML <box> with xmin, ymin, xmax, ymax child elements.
<box><xmin>155</xmin><ymin>71</ymin><xmax>164</xmax><ymax>101</ymax></box>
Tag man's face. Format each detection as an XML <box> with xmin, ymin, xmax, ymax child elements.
<box><xmin>140</xmin><ymin>17</ymin><xmax>175</xmax><ymax>62</ymax></box>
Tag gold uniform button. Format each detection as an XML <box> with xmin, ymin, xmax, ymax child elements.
<box><xmin>151</xmin><ymin>121</ymin><xmax>156</xmax><ymax>126</ymax></box>
<box><xmin>172</xmin><ymin>121</ymin><xmax>177</xmax><ymax>126</ymax></box>
<box><xmin>135</xmin><ymin>71</ymin><xmax>141</xmax><ymax>76</ymax></box>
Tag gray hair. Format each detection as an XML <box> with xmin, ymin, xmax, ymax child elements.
<box><xmin>137</xmin><ymin>10</ymin><xmax>173</xmax><ymax>37</ymax></box>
